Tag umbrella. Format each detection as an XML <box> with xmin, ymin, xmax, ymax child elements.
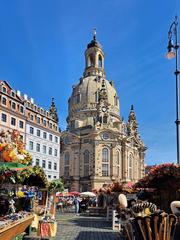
<box><xmin>70</xmin><ymin>191</ymin><xmax>80</xmax><ymax>196</ymax></box>
<box><xmin>56</xmin><ymin>192</ymin><xmax>73</xmax><ymax>197</ymax></box>
<box><xmin>80</xmin><ymin>191</ymin><xmax>96</xmax><ymax>197</ymax></box>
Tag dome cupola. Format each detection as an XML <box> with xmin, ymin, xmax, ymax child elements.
<box><xmin>84</xmin><ymin>29</ymin><xmax>105</xmax><ymax>78</ymax></box>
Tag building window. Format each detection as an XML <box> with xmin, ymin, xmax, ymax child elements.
<box><xmin>20</xmin><ymin>106</ymin><xmax>24</xmax><ymax>114</ymax></box>
<box><xmin>95</xmin><ymin>91</ymin><xmax>99</xmax><ymax>102</ymax></box>
<box><xmin>29</xmin><ymin>141</ymin><xmax>33</xmax><ymax>150</ymax></box>
<box><xmin>114</xmin><ymin>95</ymin><xmax>118</xmax><ymax>106</ymax></box>
<box><xmin>55</xmin><ymin>136</ymin><xmax>58</xmax><ymax>143</ymax></box>
<box><xmin>77</xmin><ymin>92</ymin><xmax>81</xmax><ymax>103</ymax></box>
<box><xmin>43</xmin><ymin>132</ymin><xmax>47</xmax><ymax>139</ymax></box>
<box><xmin>2</xmin><ymin>97</ymin><xmax>6</xmax><ymax>105</ymax></box>
<box><xmin>19</xmin><ymin>120</ymin><xmax>24</xmax><ymax>129</ymax></box>
<box><xmin>36</xmin><ymin>143</ymin><xmax>40</xmax><ymax>152</ymax></box>
<box><xmin>30</xmin><ymin>115</ymin><xmax>33</xmax><ymax>121</ymax></box>
<box><xmin>102</xmin><ymin>148</ymin><xmax>109</xmax><ymax>176</ymax></box>
<box><xmin>98</xmin><ymin>54</ymin><xmax>102</xmax><ymax>68</ymax></box>
<box><xmin>11</xmin><ymin>91</ymin><xmax>15</xmax><ymax>97</ymax></box>
<box><xmin>102</xmin><ymin>164</ymin><xmax>109</xmax><ymax>177</ymax></box>
<box><xmin>48</xmin><ymin>161</ymin><xmax>52</xmax><ymax>169</ymax></box>
<box><xmin>37</xmin><ymin>129</ymin><xmax>41</xmax><ymax>137</ymax></box>
<box><xmin>37</xmin><ymin>117</ymin><xmax>40</xmax><ymax>124</ymax></box>
<box><xmin>54</xmin><ymin>149</ymin><xmax>58</xmax><ymax>157</ymax></box>
<box><xmin>12</xmin><ymin>102</ymin><xmax>16</xmax><ymax>110</ymax></box>
<box><xmin>1</xmin><ymin>113</ymin><xmax>7</xmax><ymax>122</ymax></box>
<box><xmin>29</xmin><ymin>127</ymin><xmax>34</xmax><ymax>134</ymax></box>
<box><xmin>54</xmin><ymin>163</ymin><xmax>57</xmax><ymax>170</ymax></box>
<box><xmin>128</xmin><ymin>154</ymin><xmax>133</xmax><ymax>179</ymax></box>
<box><xmin>88</xmin><ymin>54</ymin><xmax>95</xmax><ymax>67</ymax></box>
<box><xmin>54</xmin><ymin>176</ymin><xmax>57</xmax><ymax>179</ymax></box>
<box><xmin>103</xmin><ymin>116</ymin><xmax>108</xmax><ymax>124</ymax></box>
<box><xmin>84</xmin><ymin>150</ymin><xmax>90</xmax><ymax>176</ymax></box>
<box><xmin>43</xmin><ymin>119</ymin><xmax>46</xmax><ymax>126</ymax></box>
<box><xmin>49</xmin><ymin>123</ymin><xmax>52</xmax><ymax>129</ymax></box>
<box><xmin>102</xmin><ymin>148</ymin><xmax>109</xmax><ymax>162</ymax></box>
<box><xmin>49</xmin><ymin>147</ymin><xmax>52</xmax><ymax>155</ymax></box>
<box><xmin>48</xmin><ymin>175</ymin><xmax>51</xmax><ymax>179</ymax></box>
<box><xmin>70</xmin><ymin>120</ymin><xmax>75</xmax><ymax>130</ymax></box>
<box><xmin>36</xmin><ymin>159</ymin><xmax>40</xmax><ymax>166</ymax></box>
<box><xmin>116</xmin><ymin>151</ymin><xmax>121</xmax><ymax>177</ymax></box>
<box><xmin>42</xmin><ymin>160</ymin><xmax>46</xmax><ymax>168</ymax></box>
<box><xmin>11</xmin><ymin>117</ymin><xmax>16</xmax><ymax>126</ymax></box>
<box><xmin>49</xmin><ymin>134</ymin><xmax>53</xmax><ymax>141</ymax></box>
<box><xmin>2</xmin><ymin>87</ymin><xmax>6</xmax><ymax>93</ymax></box>
<box><xmin>43</xmin><ymin>145</ymin><xmax>46</xmax><ymax>154</ymax></box>
<box><xmin>64</xmin><ymin>152</ymin><xmax>70</xmax><ymax>177</ymax></box>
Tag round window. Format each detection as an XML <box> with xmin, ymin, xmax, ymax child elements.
<box><xmin>102</xmin><ymin>132</ymin><xmax>109</xmax><ymax>140</ymax></box>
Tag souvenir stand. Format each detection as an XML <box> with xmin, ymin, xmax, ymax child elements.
<box><xmin>37</xmin><ymin>179</ymin><xmax>64</xmax><ymax>239</ymax></box>
<box><xmin>0</xmin><ymin>130</ymin><xmax>35</xmax><ymax>240</ymax></box>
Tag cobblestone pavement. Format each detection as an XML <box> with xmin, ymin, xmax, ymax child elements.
<box><xmin>56</xmin><ymin>212</ymin><xmax>121</xmax><ymax>240</ymax></box>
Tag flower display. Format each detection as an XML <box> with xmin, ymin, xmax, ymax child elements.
<box><xmin>48</xmin><ymin>179</ymin><xmax>64</xmax><ymax>193</ymax></box>
<box><xmin>134</xmin><ymin>163</ymin><xmax>180</xmax><ymax>188</ymax></box>
<box><xmin>16</xmin><ymin>166</ymin><xmax>49</xmax><ymax>187</ymax></box>
<box><xmin>0</xmin><ymin>165</ymin><xmax>48</xmax><ymax>187</ymax></box>
<box><xmin>0</xmin><ymin>130</ymin><xmax>32</xmax><ymax>165</ymax></box>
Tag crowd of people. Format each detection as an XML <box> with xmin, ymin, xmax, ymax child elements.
<box><xmin>56</xmin><ymin>195</ymin><xmax>97</xmax><ymax>215</ymax></box>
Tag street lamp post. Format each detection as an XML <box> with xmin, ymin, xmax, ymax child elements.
<box><xmin>166</xmin><ymin>16</ymin><xmax>180</xmax><ymax>164</ymax></box>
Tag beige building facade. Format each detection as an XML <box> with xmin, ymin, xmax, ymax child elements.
<box><xmin>60</xmin><ymin>33</ymin><xmax>146</xmax><ymax>191</ymax></box>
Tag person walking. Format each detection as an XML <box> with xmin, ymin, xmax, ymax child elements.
<box><xmin>74</xmin><ymin>197</ymin><xmax>80</xmax><ymax>215</ymax></box>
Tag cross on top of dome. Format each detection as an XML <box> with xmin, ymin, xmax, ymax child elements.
<box><xmin>87</xmin><ymin>28</ymin><xmax>102</xmax><ymax>49</ymax></box>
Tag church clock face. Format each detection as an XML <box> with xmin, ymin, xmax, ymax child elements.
<box><xmin>101</xmin><ymin>106</ymin><xmax>107</xmax><ymax>112</ymax></box>
<box><xmin>102</xmin><ymin>132</ymin><xmax>109</xmax><ymax>140</ymax></box>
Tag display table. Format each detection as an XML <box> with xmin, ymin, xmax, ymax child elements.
<box><xmin>0</xmin><ymin>214</ymin><xmax>34</xmax><ymax>240</ymax></box>
<box><xmin>38</xmin><ymin>220</ymin><xmax>57</xmax><ymax>238</ymax></box>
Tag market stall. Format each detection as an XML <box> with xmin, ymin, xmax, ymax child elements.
<box><xmin>134</xmin><ymin>163</ymin><xmax>180</xmax><ymax>212</ymax></box>
<box><xmin>0</xmin><ymin>212</ymin><xmax>34</xmax><ymax>240</ymax></box>
<box><xmin>0</xmin><ymin>130</ymin><xmax>49</xmax><ymax>239</ymax></box>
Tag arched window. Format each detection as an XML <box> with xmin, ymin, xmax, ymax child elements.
<box><xmin>114</xmin><ymin>95</ymin><xmax>119</xmax><ymax>106</ymax></box>
<box><xmin>128</xmin><ymin>154</ymin><xmax>133</xmax><ymax>179</ymax></box>
<box><xmin>64</xmin><ymin>152</ymin><xmax>70</xmax><ymax>176</ymax></box>
<box><xmin>84</xmin><ymin>150</ymin><xmax>90</xmax><ymax>176</ymax></box>
<box><xmin>117</xmin><ymin>151</ymin><xmax>121</xmax><ymax>177</ymax></box>
<box><xmin>103</xmin><ymin>116</ymin><xmax>108</xmax><ymax>124</ymax></box>
<box><xmin>77</xmin><ymin>92</ymin><xmax>81</xmax><ymax>103</ymax></box>
<box><xmin>117</xmin><ymin>151</ymin><xmax>120</xmax><ymax>165</ymax></box>
<box><xmin>95</xmin><ymin>91</ymin><xmax>99</xmax><ymax>102</ymax></box>
<box><xmin>98</xmin><ymin>54</ymin><xmax>102</xmax><ymax>68</ymax></box>
<box><xmin>102</xmin><ymin>148</ymin><xmax>109</xmax><ymax>176</ymax></box>
<box><xmin>88</xmin><ymin>54</ymin><xmax>95</xmax><ymax>67</ymax></box>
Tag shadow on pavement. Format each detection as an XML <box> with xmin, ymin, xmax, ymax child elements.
<box><xmin>70</xmin><ymin>217</ymin><xmax>112</xmax><ymax>230</ymax></box>
<box><xmin>74</xmin><ymin>231</ymin><xmax>120</xmax><ymax>240</ymax></box>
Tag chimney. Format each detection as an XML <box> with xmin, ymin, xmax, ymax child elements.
<box><xmin>24</xmin><ymin>94</ymin><xmax>28</xmax><ymax>100</ymax></box>
<box><xmin>30</xmin><ymin>98</ymin><xmax>34</xmax><ymax>104</ymax></box>
<box><xmin>17</xmin><ymin>90</ymin><xmax>21</xmax><ymax>96</ymax></box>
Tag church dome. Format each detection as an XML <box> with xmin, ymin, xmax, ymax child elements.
<box><xmin>68</xmin><ymin>76</ymin><xmax>120</xmax><ymax>116</ymax></box>
<box><xmin>67</xmin><ymin>31</ymin><xmax>120</xmax><ymax>130</ymax></box>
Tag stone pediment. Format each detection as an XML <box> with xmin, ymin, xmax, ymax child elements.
<box><xmin>126</xmin><ymin>135</ymin><xmax>145</xmax><ymax>149</ymax></box>
<box><xmin>61</xmin><ymin>131</ymin><xmax>80</xmax><ymax>145</ymax></box>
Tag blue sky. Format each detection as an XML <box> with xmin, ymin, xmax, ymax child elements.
<box><xmin>0</xmin><ymin>0</ymin><xmax>180</xmax><ymax>165</ymax></box>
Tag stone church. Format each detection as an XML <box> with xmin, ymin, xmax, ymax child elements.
<box><xmin>60</xmin><ymin>32</ymin><xmax>146</xmax><ymax>191</ymax></box>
